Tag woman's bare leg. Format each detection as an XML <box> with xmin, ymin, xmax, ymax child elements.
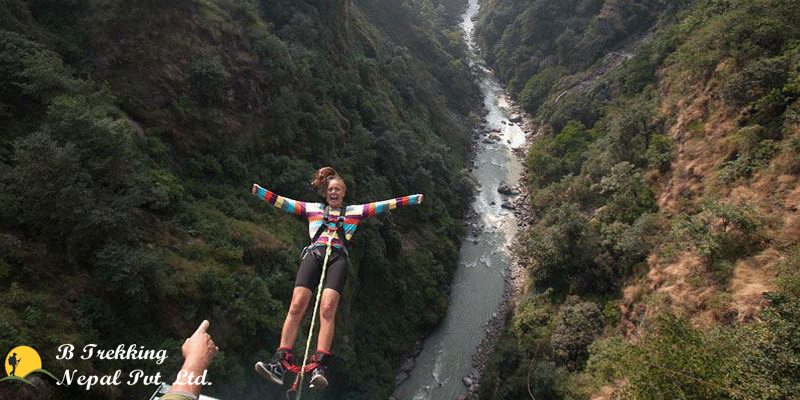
<box><xmin>280</xmin><ymin>287</ymin><xmax>313</xmax><ymax>349</ymax></box>
<box><xmin>316</xmin><ymin>288</ymin><xmax>341</xmax><ymax>352</ymax></box>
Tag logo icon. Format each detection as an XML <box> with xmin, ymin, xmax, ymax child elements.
<box><xmin>2</xmin><ymin>346</ymin><xmax>59</xmax><ymax>386</ymax></box>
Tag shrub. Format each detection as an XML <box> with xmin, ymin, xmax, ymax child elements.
<box><xmin>546</xmin><ymin>93</ymin><xmax>601</xmax><ymax>134</ymax></box>
<box><xmin>519</xmin><ymin>66</ymin><xmax>563</xmax><ymax>114</ymax></box>
<box><xmin>670</xmin><ymin>200</ymin><xmax>764</xmax><ymax>284</ymax></box>
<box><xmin>529</xmin><ymin>174</ymin><xmax>597</xmax><ymax>216</ymax></box>
<box><xmin>527</xmin><ymin>120</ymin><xmax>599</xmax><ymax>187</ymax></box>
<box><xmin>781</xmin><ymin>136</ymin><xmax>800</xmax><ymax>175</ymax></box>
<box><xmin>645</xmin><ymin>134</ymin><xmax>674</xmax><ymax>172</ymax></box>
<box><xmin>550</xmin><ymin>298</ymin><xmax>605</xmax><ymax>370</ymax></box>
<box><xmin>189</xmin><ymin>58</ymin><xmax>230</xmax><ymax>106</ymax></box>
<box><xmin>597</xmin><ymin>161</ymin><xmax>656</xmax><ymax>224</ymax></box>
<box><xmin>775</xmin><ymin>246</ymin><xmax>800</xmax><ymax>297</ymax></box>
<box><xmin>602</xmin><ymin>90</ymin><xmax>658</xmax><ymax>167</ymax></box>
<box><xmin>721</xmin><ymin>57</ymin><xmax>788</xmax><ymax>107</ymax></box>
<box><xmin>94</xmin><ymin>243</ymin><xmax>171</xmax><ymax>311</ymax></box>
<box><xmin>512</xmin><ymin>291</ymin><xmax>556</xmax><ymax>354</ymax></box>
<box><xmin>517</xmin><ymin>203</ymin><xmax>607</xmax><ymax>294</ymax></box>
<box><xmin>598</xmin><ymin>213</ymin><xmax>663</xmax><ymax>279</ymax></box>
<box><xmin>616</xmin><ymin>313</ymin><xmax>737</xmax><ymax>400</ymax></box>
<box><xmin>584</xmin><ymin>335</ymin><xmax>629</xmax><ymax>390</ymax></box>
<box><xmin>732</xmin><ymin>293</ymin><xmax>800</xmax><ymax>399</ymax></box>
<box><xmin>718</xmin><ymin>125</ymin><xmax>781</xmax><ymax>184</ymax></box>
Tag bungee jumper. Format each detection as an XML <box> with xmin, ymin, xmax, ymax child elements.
<box><xmin>251</xmin><ymin>166</ymin><xmax>423</xmax><ymax>396</ymax></box>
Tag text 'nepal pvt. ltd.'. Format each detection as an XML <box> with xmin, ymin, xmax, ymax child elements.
<box><xmin>55</xmin><ymin>343</ymin><xmax>210</xmax><ymax>390</ymax></box>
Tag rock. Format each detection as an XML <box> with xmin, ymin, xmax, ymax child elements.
<box><xmin>462</xmin><ymin>376</ymin><xmax>473</xmax><ymax>387</ymax></box>
<box><xmin>412</xmin><ymin>339</ymin><xmax>424</xmax><ymax>356</ymax></box>
<box><xmin>470</xmin><ymin>223</ymin><xmax>483</xmax><ymax>236</ymax></box>
<box><xmin>401</xmin><ymin>358</ymin><xmax>415</xmax><ymax>372</ymax></box>
<box><xmin>395</xmin><ymin>371</ymin><xmax>408</xmax><ymax>386</ymax></box>
<box><xmin>509</xmin><ymin>114</ymin><xmax>522</xmax><ymax>123</ymax></box>
<box><xmin>482</xmin><ymin>133</ymin><xmax>501</xmax><ymax>144</ymax></box>
<box><xmin>501</xmin><ymin>200</ymin><xmax>515</xmax><ymax>210</ymax></box>
<box><xmin>497</xmin><ymin>183</ymin><xmax>519</xmax><ymax>195</ymax></box>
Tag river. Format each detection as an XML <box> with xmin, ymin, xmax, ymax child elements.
<box><xmin>391</xmin><ymin>0</ymin><xmax>526</xmax><ymax>399</ymax></box>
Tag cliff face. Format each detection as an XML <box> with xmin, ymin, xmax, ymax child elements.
<box><xmin>475</xmin><ymin>0</ymin><xmax>800</xmax><ymax>398</ymax></box>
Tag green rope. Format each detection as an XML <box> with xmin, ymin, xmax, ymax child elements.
<box><xmin>295</xmin><ymin>239</ymin><xmax>333</xmax><ymax>400</ymax></box>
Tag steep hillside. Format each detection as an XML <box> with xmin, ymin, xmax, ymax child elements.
<box><xmin>0</xmin><ymin>1</ymin><xmax>477</xmax><ymax>399</ymax></box>
<box><xmin>475</xmin><ymin>0</ymin><xmax>800</xmax><ymax>399</ymax></box>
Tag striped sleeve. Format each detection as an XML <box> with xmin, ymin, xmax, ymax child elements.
<box><xmin>354</xmin><ymin>194</ymin><xmax>424</xmax><ymax>218</ymax></box>
<box><xmin>251</xmin><ymin>183</ymin><xmax>308</xmax><ymax>216</ymax></box>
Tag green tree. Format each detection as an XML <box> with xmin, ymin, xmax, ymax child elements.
<box><xmin>518</xmin><ymin>203</ymin><xmax>607</xmax><ymax>294</ymax></box>
<box><xmin>9</xmin><ymin>93</ymin><xmax>148</xmax><ymax>263</ymax></box>
<box><xmin>551</xmin><ymin>298</ymin><xmax>605</xmax><ymax>370</ymax></box>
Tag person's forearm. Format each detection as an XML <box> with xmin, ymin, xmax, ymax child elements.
<box><xmin>358</xmin><ymin>194</ymin><xmax>424</xmax><ymax>217</ymax></box>
<box><xmin>252</xmin><ymin>183</ymin><xmax>307</xmax><ymax>215</ymax></box>
<box><xmin>166</xmin><ymin>361</ymin><xmax>208</xmax><ymax>398</ymax></box>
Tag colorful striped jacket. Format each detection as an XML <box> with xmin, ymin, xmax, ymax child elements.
<box><xmin>252</xmin><ymin>184</ymin><xmax>423</xmax><ymax>250</ymax></box>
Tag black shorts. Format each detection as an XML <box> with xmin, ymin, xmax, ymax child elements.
<box><xmin>295</xmin><ymin>246</ymin><xmax>348</xmax><ymax>293</ymax></box>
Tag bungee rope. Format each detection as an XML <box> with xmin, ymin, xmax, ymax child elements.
<box><xmin>288</xmin><ymin>229</ymin><xmax>334</xmax><ymax>400</ymax></box>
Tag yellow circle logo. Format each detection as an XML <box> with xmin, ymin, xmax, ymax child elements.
<box><xmin>5</xmin><ymin>346</ymin><xmax>42</xmax><ymax>378</ymax></box>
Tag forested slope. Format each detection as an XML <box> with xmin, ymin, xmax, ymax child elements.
<box><xmin>0</xmin><ymin>1</ymin><xmax>477</xmax><ymax>399</ymax></box>
<box><xmin>475</xmin><ymin>0</ymin><xmax>800</xmax><ymax>399</ymax></box>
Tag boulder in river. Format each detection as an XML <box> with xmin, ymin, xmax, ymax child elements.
<box><xmin>497</xmin><ymin>183</ymin><xmax>519</xmax><ymax>195</ymax></box>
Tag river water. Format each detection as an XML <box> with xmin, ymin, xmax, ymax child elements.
<box><xmin>391</xmin><ymin>0</ymin><xmax>526</xmax><ymax>399</ymax></box>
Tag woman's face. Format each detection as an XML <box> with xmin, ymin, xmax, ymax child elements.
<box><xmin>326</xmin><ymin>179</ymin><xmax>346</xmax><ymax>208</ymax></box>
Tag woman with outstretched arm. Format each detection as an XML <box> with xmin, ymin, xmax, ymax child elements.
<box><xmin>252</xmin><ymin>167</ymin><xmax>423</xmax><ymax>389</ymax></box>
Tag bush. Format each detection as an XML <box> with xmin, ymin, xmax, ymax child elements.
<box><xmin>597</xmin><ymin>161</ymin><xmax>656</xmax><ymax>224</ymax></box>
<box><xmin>721</xmin><ymin>57</ymin><xmax>788</xmax><ymax>107</ymax></box>
<box><xmin>732</xmin><ymin>293</ymin><xmax>800</xmax><ymax>399</ymax></box>
<box><xmin>546</xmin><ymin>93</ymin><xmax>601</xmax><ymax>133</ymax></box>
<box><xmin>616</xmin><ymin>313</ymin><xmax>737</xmax><ymax>400</ymax></box>
<box><xmin>775</xmin><ymin>246</ymin><xmax>800</xmax><ymax>297</ymax></box>
<box><xmin>670</xmin><ymin>200</ymin><xmax>764</xmax><ymax>284</ymax></box>
<box><xmin>586</xmin><ymin>295</ymin><xmax>800</xmax><ymax>400</ymax></box>
<box><xmin>645</xmin><ymin>134</ymin><xmax>674</xmax><ymax>172</ymax></box>
<box><xmin>512</xmin><ymin>290</ymin><xmax>556</xmax><ymax>354</ymax></box>
<box><xmin>519</xmin><ymin>66</ymin><xmax>563</xmax><ymax>114</ymax></box>
<box><xmin>189</xmin><ymin>58</ymin><xmax>230</xmax><ymax>107</ymax></box>
<box><xmin>598</xmin><ymin>213</ymin><xmax>663</xmax><ymax>279</ymax></box>
<box><xmin>781</xmin><ymin>136</ymin><xmax>800</xmax><ymax>175</ymax></box>
<box><xmin>527</xmin><ymin>120</ymin><xmax>599</xmax><ymax>187</ymax></box>
<box><xmin>550</xmin><ymin>298</ymin><xmax>605</xmax><ymax>370</ymax></box>
<box><xmin>517</xmin><ymin>203</ymin><xmax>607</xmax><ymax>294</ymax></box>
<box><xmin>718</xmin><ymin>125</ymin><xmax>781</xmax><ymax>184</ymax></box>
<box><xmin>11</xmin><ymin>113</ymin><xmax>146</xmax><ymax>262</ymax></box>
<box><xmin>529</xmin><ymin>174</ymin><xmax>597</xmax><ymax>216</ymax></box>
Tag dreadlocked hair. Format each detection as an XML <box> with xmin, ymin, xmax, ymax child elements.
<box><xmin>311</xmin><ymin>167</ymin><xmax>345</xmax><ymax>197</ymax></box>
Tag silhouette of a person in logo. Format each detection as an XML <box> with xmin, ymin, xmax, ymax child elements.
<box><xmin>8</xmin><ymin>353</ymin><xmax>20</xmax><ymax>376</ymax></box>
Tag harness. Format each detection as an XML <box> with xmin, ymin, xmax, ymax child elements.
<box><xmin>309</xmin><ymin>205</ymin><xmax>348</xmax><ymax>257</ymax></box>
